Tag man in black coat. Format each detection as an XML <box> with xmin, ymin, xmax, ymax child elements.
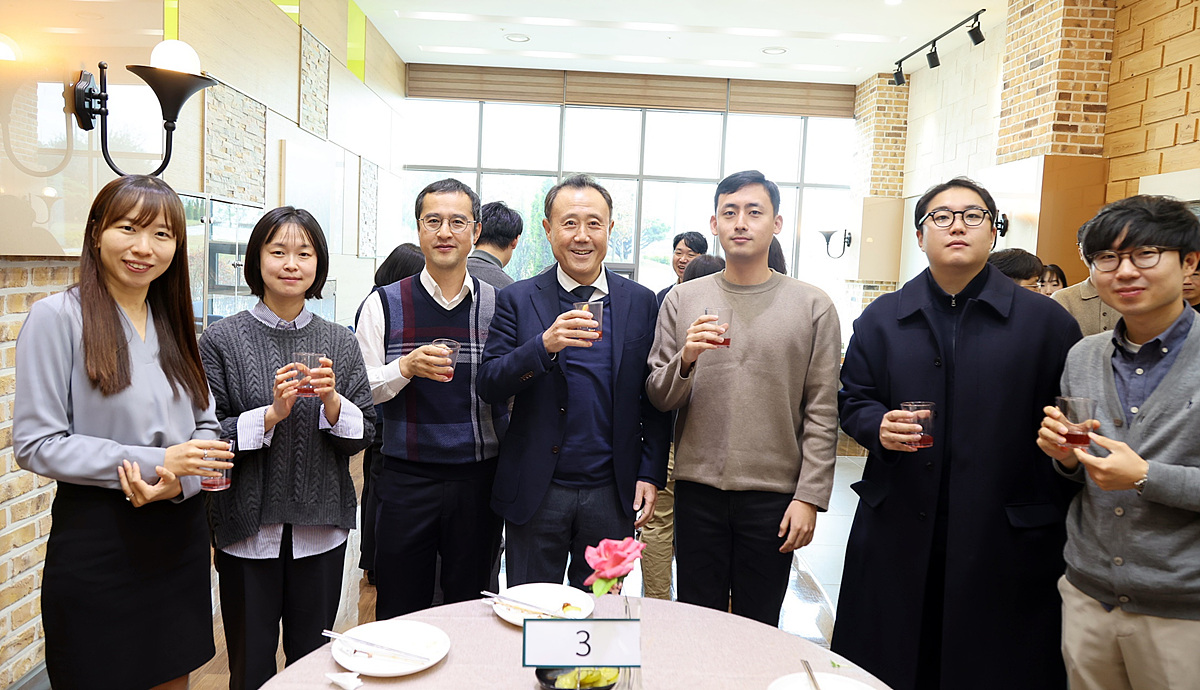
<box><xmin>832</xmin><ymin>177</ymin><xmax>1082</xmax><ymax>690</ymax></box>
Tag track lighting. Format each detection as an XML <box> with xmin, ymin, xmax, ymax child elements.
<box><xmin>890</xmin><ymin>9</ymin><xmax>986</xmax><ymax>83</ymax></box>
<box><xmin>967</xmin><ymin>18</ymin><xmax>985</xmax><ymax>45</ymax></box>
<box><xmin>926</xmin><ymin>43</ymin><xmax>940</xmax><ymax>69</ymax></box>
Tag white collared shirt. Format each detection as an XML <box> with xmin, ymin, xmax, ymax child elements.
<box><xmin>556</xmin><ymin>264</ymin><xmax>610</xmax><ymax>300</ymax></box>
<box><xmin>420</xmin><ymin>267</ymin><xmax>474</xmax><ymax>309</ymax></box>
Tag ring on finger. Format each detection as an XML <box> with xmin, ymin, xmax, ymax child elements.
<box><xmin>202</xmin><ymin>449</ymin><xmax>209</xmax><ymax>459</ymax></box>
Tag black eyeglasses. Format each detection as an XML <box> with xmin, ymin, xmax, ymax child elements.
<box><xmin>1086</xmin><ymin>246</ymin><xmax>1178</xmax><ymax>272</ymax></box>
<box><xmin>919</xmin><ymin>208</ymin><xmax>992</xmax><ymax>228</ymax></box>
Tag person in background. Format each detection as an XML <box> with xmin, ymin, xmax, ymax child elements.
<box><xmin>15</xmin><ymin>175</ymin><xmax>231</xmax><ymax>689</ymax></box>
<box><xmin>683</xmin><ymin>254</ymin><xmax>726</xmax><ymax>281</ymax></box>
<box><xmin>1055</xmin><ymin>220</ymin><xmax>1123</xmax><ymax>335</ymax></box>
<box><xmin>356</xmin><ymin>242</ymin><xmax>424</xmax><ymax>586</ymax></box>
<box><xmin>647</xmin><ymin>170</ymin><xmax>840</xmax><ymax>625</ymax></box>
<box><xmin>833</xmin><ymin>177</ymin><xmax>1082</xmax><ymax>690</ymax></box>
<box><xmin>768</xmin><ymin>236</ymin><xmax>788</xmax><ymax>274</ymax></box>
<box><xmin>468</xmin><ymin>200</ymin><xmax>523</xmax><ymax>289</ymax></box>
<box><xmin>356</xmin><ymin>178</ymin><xmax>508</xmax><ymax>618</ymax></box>
<box><xmin>640</xmin><ymin>253</ymin><xmax>725</xmax><ymax>600</ymax></box>
<box><xmin>199</xmin><ymin>207</ymin><xmax>374</xmax><ymax>689</ymax></box>
<box><xmin>657</xmin><ymin>231</ymin><xmax>708</xmax><ymax>306</ymax></box>
<box><xmin>1036</xmin><ymin>195</ymin><xmax>1200</xmax><ymax>690</ymax></box>
<box><xmin>1182</xmin><ymin>264</ymin><xmax>1200</xmax><ymax>312</ymax></box>
<box><xmin>987</xmin><ymin>247</ymin><xmax>1044</xmax><ymax>290</ymax></box>
<box><xmin>1040</xmin><ymin>263</ymin><xmax>1068</xmax><ymax>296</ymax></box>
<box><xmin>479</xmin><ymin>174</ymin><xmax>670</xmax><ymax>589</ymax></box>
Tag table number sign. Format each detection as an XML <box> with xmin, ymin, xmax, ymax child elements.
<box><xmin>523</xmin><ymin>619</ymin><xmax>642</xmax><ymax>667</ymax></box>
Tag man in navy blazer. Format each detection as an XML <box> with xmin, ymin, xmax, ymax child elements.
<box><xmin>478</xmin><ymin>174</ymin><xmax>670</xmax><ymax>589</ymax></box>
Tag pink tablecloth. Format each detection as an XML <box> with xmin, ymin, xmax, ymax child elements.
<box><xmin>263</xmin><ymin>596</ymin><xmax>890</xmax><ymax>689</ymax></box>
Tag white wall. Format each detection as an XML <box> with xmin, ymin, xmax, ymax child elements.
<box><xmin>898</xmin><ymin>20</ymin><xmax>1007</xmax><ymax>284</ymax></box>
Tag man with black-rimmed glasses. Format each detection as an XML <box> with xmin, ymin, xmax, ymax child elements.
<box><xmin>355</xmin><ymin>178</ymin><xmax>508</xmax><ymax>617</ymax></box>
<box><xmin>834</xmin><ymin>177</ymin><xmax>1082</xmax><ymax>690</ymax></box>
<box><xmin>1038</xmin><ymin>195</ymin><xmax>1200</xmax><ymax>690</ymax></box>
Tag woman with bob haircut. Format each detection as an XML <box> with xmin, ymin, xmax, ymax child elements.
<box><xmin>14</xmin><ymin>175</ymin><xmax>233</xmax><ymax>689</ymax></box>
<box><xmin>198</xmin><ymin>206</ymin><xmax>373</xmax><ymax>689</ymax></box>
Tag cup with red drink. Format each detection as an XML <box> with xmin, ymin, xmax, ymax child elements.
<box><xmin>1055</xmin><ymin>396</ymin><xmax>1097</xmax><ymax>449</ymax></box>
<box><xmin>292</xmin><ymin>352</ymin><xmax>324</xmax><ymax>397</ymax></box>
<box><xmin>200</xmin><ymin>437</ymin><xmax>235</xmax><ymax>492</ymax></box>
<box><xmin>703</xmin><ymin>307</ymin><xmax>732</xmax><ymax>347</ymax></box>
<box><xmin>432</xmin><ymin>338</ymin><xmax>461</xmax><ymax>381</ymax></box>
<box><xmin>573</xmin><ymin>301</ymin><xmax>604</xmax><ymax>342</ymax></box>
<box><xmin>901</xmin><ymin>401</ymin><xmax>935</xmax><ymax>448</ymax></box>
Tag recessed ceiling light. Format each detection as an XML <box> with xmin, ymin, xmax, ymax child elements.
<box><xmin>762</xmin><ymin>46</ymin><xmax>787</xmax><ymax>55</ymax></box>
<box><xmin>505</xmin><ymin>33</ymin><xmax>530</xmax><ymax>42</ymax></box>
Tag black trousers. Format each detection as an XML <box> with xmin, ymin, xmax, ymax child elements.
<box><xmin>374</xmin><ymin>459</ymin><xmax>503</xmax><ymax>619</ymax></box>
<box><xmin>215</xmin><ymin>526</ymin><xmax>346</xmax><ymax>690</ymax></box>
<box><xmin>358</xmin><ymin>435</ymin><xmax>383</xmax><ymax>571</ymax></box>
<box><xmin>674</xmin><ymin>480</ymin><xmax>793</xmax><ymax>627</ymax></box>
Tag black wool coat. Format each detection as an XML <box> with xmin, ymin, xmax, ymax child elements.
<box><xmin>832</xmin><ymin>264</ymin><xmax>1082</xmax><ymax>690</ymax></box>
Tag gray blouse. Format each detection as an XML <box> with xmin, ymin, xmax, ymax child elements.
<box><xmin>14</xmin><ymin>289</ymin><xmax>220</xmax><ymax>498</ymax></box>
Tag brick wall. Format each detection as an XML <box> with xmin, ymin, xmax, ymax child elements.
<box><xmin>998</xmin><ymin>0</ymin><xmax>1117</xmax><ymax>163</ymax></box>
<box><xmin>1104</xmin><ymin>0</ymin><xmax>1200</xmax><ymax>201</ymax></box>
<box><xmin>300</xmin><ymin>28</ymin><xmax>331</xmax><ymax>139</ymax></box>
<box><xmin>204</xmin><ymin>83</ymin><xmax>268</xmax><ymax>205</ymax></box>
<box><xmin>853</xmin><ymin>73</ymin><xmax>909</xmax><ymax>198</ymax></box>
<box><xmin>0</xmin><ymin>258</ymin><xmax>78</xmax><ymax>686</ymax></box>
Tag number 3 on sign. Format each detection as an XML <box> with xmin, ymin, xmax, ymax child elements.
<box><xmin>523</xmin><ymin>619</ymin><xmax>641</xmax><ymax>667</ymax></box>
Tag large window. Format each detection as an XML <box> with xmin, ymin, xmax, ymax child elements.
<box><xmin>397</xmin><ymin>102</ymin><xmax>854</xmax><ymax>297</ymax></box>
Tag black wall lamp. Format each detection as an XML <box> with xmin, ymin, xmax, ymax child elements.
<box><xmin>70</xmin><ymin>40</ymin><xmax>218</xmax><ymax>177</ymax></box>
<box><xmin>820</xmin><ymin>229</ymin><xmax>852</xmax><ymax>259</ymax></box>
<box><xmin>891</xmin><ymin>9</ymin><xmax>986</xmax><ymax>86</ymax></box>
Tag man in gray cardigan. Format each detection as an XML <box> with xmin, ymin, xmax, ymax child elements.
<box><xmin>1037</xmin><ymin>195</ymin><xmax>1200</xmax><ymax>690</ymax></box>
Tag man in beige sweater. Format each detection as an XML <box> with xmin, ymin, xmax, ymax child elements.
<box><xmin>646</xmin><ymin>170</ymin><xmax>840</xmax><ymax>626</ymax></box>
<box><xmin>1053</xmin><ymin>222</ymin><xmax>1122</xmax><ymax>335</ymax></box>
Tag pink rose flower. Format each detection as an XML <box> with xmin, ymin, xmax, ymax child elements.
<box><xmin>582</xmin><ymin>537</ymin><xmax>646</xmax><ymax>586</ymax></box>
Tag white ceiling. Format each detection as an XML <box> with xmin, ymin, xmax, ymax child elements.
<box><xmin>357</xmin><ymin>0</ymin><xmax>1009</xmax><ymax>86</ymax></box>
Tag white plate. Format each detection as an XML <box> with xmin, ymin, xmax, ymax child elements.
<box><xmin>491</xmin><ymin>582</ymin><xmax>595</xmax><ymax>626</ymax></box>
<box><xmin>331</xmin><ymin>619</ymin><xmax>450</xmax><ymax>677</ymax></box>
<box><xmin>768</xmin><ymin>671</ymin><xmax>875</xmax><ymax>690</ymax></box>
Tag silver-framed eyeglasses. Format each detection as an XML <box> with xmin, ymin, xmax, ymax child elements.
<box><xmin>920</xmin><ymin>208</ymin><xmax>992</xmax><ymax>228</ymax></box>
<box><xmin>418</xmin><ymin>216</ymin><xmax>476</xmax><ymax>234</ymax></box>
<box><xmin>1086</xmin><ymin>245</ymin><xmax>1177</xmax><ymax>272</ymax></box>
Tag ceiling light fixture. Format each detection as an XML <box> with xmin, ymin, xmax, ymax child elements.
<box><xmin>892</xmin><ymin>64</ymin><xmax>905</xmax><ymax>86</ymax></box>
<box><xmin>890</xmin><ymin>8</ymin><xmax>986</xmax><ymax>85</ymax></box>
<box><xmin>967</xmin><ymin>17</ymin><xmax>986</xmax><ymax>45</ymax></box>
<box><xmin>505</xmin><ymin>33</ymin><xmax>530</xmax><ymax>42</ymax></box>
<box><xmin>762</xmin><ymin>47</ymin><xmax>787</xmax><ymax>55</ymax></box>
<box><xmin>69</xmin><ymin>39</ymin><xmax>218</xmax><ymax>177</ymax></box>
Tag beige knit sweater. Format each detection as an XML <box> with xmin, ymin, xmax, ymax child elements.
<box><xmin>646</xmin><ymin>272</ymin><xmax>840</xmax><ymax>508</ymax></box>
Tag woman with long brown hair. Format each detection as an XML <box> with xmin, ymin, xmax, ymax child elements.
<box><xmin>14</xmin><ymin>175</ymin><xmax>233</xmax><ymax>689</ymax></box>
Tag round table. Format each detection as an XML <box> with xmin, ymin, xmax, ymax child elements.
<box><xmin>263</xmin><ymin>596</ymin><xmax>890</xmax><ymax>688</ymax></box>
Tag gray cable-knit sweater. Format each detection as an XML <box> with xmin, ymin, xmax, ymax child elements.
<box><xmin>1058</xmin><ymin>315</ymin><xmax>1200</xmax><ymax>619</ymax></box>
<box><xmin>198</xmin><ymin>311</ymin><xmax>375</xmax><ymax>549</ymax></box>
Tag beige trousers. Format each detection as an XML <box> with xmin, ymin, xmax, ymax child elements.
<box><xmin>1059</xmin><ymin>575</ymin><xmax>1200</xmax><ymax>690</ymax></box>
<box><xmin>639</xmin><ymin>445</ymin><xmax>675</xmax><ymax>600</ymax></box>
